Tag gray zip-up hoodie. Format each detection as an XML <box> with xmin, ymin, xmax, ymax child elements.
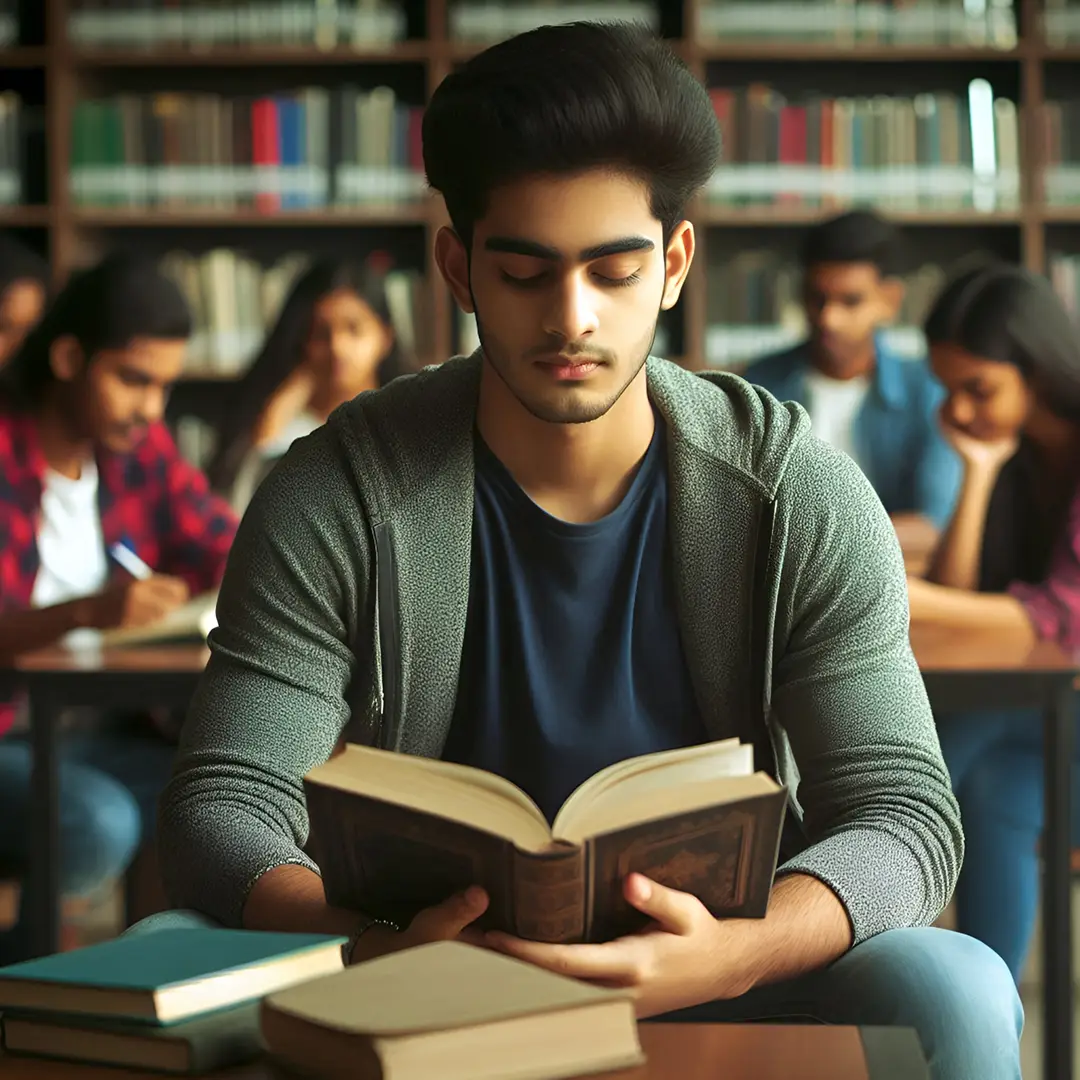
<box><xmin>159</xmin><ymin>353</ymin><xmax>962</xmax><ymax>945</ymax></box>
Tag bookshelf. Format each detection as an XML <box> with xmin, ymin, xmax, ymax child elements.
<box><xmin>0</xmin><ymin>0</ymin><xmax>1074</xmax><ymax>375</ymax></box>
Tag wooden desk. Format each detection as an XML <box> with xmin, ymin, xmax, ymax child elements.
<box><xmin>0</xmin><ymin>644</ymin><xmax>208</xmax><ymax>961</ymax></box>
<box><xmin>0</xmin><ymin>1023</ymin><xmax>929</xmax><ymax>1080</ymax></box>
<box><xmin>912</xmin><ymin>624</ymin><xmax>1079</xmax><ymax>1080</ymax></box>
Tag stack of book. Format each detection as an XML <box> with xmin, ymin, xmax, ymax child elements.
<box><xmin>699</xmin><ymin>0</ymin><xmax>1017</xmax><ymax>47</ymax></box>
<box><xmin>449</xmin><ymin>1</ymin><xmax>658</xmax><ymax>42</ymax></box>
<box><xmin>0</xmin><ymin>92</ymin><xmax>25</xmax><ymax>207</ymax></box>
<box><xmin>0</xmin><ymin>929</ymin><xmax>345</xmax><ymax>1074</ymax></box>
<box><xmin>1038</xmin><ymin>100</ymin><xmax>1080</xmax><ymax>206</ymax></box>
<box><xmin>708</xmin><ymin>82</ymin><xmax>1020</xmax><ymax>211</ymax></box>
<box><xmin>70</xmin><ymin>86</ymin><xmax>425</xmax><ymax>211</ymax></box>
<box><xmin>66</xmin><ymin>0</ymin><xmax>407</xmax><ymax>50</ymax></box>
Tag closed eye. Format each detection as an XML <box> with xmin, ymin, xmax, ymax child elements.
<box><xmin>499</xmin><ymin>271</ymin><xmax>642</xmax><ymax>289</ymax></box>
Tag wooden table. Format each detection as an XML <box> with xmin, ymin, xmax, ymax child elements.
<box><xmin>912</xmin><ymin>624</ymin><xmax>1080</xmax><ymax>1080</ymax></box>
<box><xmin>0</xmin><ymin>644</ymin><xmax>209</xmax><ymax>960</ymax></box>
<box><xmin>0</xmin><ymin>1023</ymin><xmax>929</xmax><ymax>1080</ymax></box>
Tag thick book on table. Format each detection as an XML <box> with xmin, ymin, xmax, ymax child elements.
<box><xmin>1</xmin><ymin>1001</ymin><xmax>263</xmax><ymax>1074</ymax></box>
<box><xmin>305</xmin><ymin>738</ymin><xmax>787</xmax><ymax>944</ymax></box>
<box><xmin>260</xmin><ymin>941</ymin><xmax>643</xmax><ymax>1080</ymax></box>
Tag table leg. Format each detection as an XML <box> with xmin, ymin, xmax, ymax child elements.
<box><xmin>28</xmin><ymin>690</ymin><xmax>60</xmax><ymax>957</ymax></box>
<box><xmin>1043</xmin><ymin>681</ymin><xmax>1074</xmax><ymax>1080</ymax></box>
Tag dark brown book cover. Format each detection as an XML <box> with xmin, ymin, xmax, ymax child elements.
<box><xmin>305</xmin><ymin>779</ymin><xmax>787</xmax><ymax>945</ymax></box>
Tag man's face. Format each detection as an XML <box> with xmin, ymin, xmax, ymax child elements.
<box><xmin>439</xmin><ymin>169</ymin><xmax>692</xmax><ymax>424</ymax></box>
<box><xmin>64</xmin><ymin>337</ymin><xmax>188</xmax><ymax>453</ymax></box>
<box><xmin>803</xmin><ymin>262</ymin><xmax>899</xmax><ymax>378</ymax></box>
<box><xmin>0</xmin><ymin>279</ymin><xmax>45</xmax><ymax>368</ymax></box>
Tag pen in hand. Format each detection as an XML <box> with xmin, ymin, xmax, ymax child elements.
<box><xmin>109</xmin><ymin>542</ymin><xmax>154</xmax><ymax>581</ymax></box>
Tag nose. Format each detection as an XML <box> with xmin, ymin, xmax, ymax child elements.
<box><xmin>142</xmin><ymin>385</ymin><xmax>167</xmax><ymax>425</ymax></box>
<box><xmin>947</xmin><ymin>394</ymin><xmax>976</xmax><ymax>428</ymax></box>
<box><xmin>818</xmin><ymin>302</ymin><xmax>845</xmax><ymax>333</ymax></box>
<box><xmin>542</xmin><ymin>272</ymin><xmax>599</xmax><ymax>342</ymax></box>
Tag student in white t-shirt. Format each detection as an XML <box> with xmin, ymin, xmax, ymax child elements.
<box><xmin>743</xmin><ymin>210</ymin><xmax>962</xmax><ymax>565</ymax></box>
<box><xmin>207</xmin><ymin>258</ymin><xmax>410</xmax><ymax>510</ymax></box>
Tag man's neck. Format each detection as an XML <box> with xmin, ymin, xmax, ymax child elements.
<box><xmin>476</xmin><ymin>362</ymin><xmax>655</xmax><ymax>524</ymax></box>
<box><xmin>810</xmin><ymin>339</ymin><xmax>876</xmax><ymax>382</ymax></box>
<box><xmin>36</xmin><ymin>392</ymin><xmax>92</xmax><ymax>480</ymax></box>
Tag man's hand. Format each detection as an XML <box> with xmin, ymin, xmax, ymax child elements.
<box><xmin>84</xmin><ymin>576</ymin><xmax>191</xmax><ymax>630</ymax></box>
<box><xmin>485</xmin><ymin>873</ymin><xmax>749</xmax><ymax>1018</ymax></box>
<box><xmin>349</xmin><ymin>886</ymin><xmax>490</xmax><ymax>965</ymax></box>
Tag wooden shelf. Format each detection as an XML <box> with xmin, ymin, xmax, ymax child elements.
<box><xmin>69</xmin><ymin>207</ymin><xmax>430</xmax><ymax>227</ymax></box>
<box><xmin>0</xmin><ymin>206</ymin><xmax>50</xmax><ymax>226</ymax></box>
<box><xmin>1040</xmin><ymin>206</ymin><xmax>1080</xmax><ymax>225</ymax></box>
<box><xmin>1044</xmin><ymin>46</ymin><xmax>1080</xmax><ymax>61</ymax></box>
<box><xmin>0</xmin><ymin>47</ymin><xmax>47</xmax><ymax>67</ymax></box>
<box><xmin>699</xmin><ymin>206</ymin><xmax>1024</xmax><ymax>226</ymax></box>
<box><xmin>66</xmin><ymin>42</ymin><xmax>432</xmax><ymax>66</ymax></box>
<box><xmin>693</xmin><ymin>42</ymin><xmax>1027</xmax><ymax>62</ymax></box>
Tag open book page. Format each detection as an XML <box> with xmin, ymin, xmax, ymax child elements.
<box><xmin>305</xmin><ymin>745</ymin><xmax>553</xmax><ymax>851</ymax></box>
<box><xmin>97</xmin><ymin>590</ymin><xmax>219</xmax><ymax>648</ymax></box>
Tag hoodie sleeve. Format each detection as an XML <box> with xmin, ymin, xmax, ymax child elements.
<box><xmin>769</xmin><ymin>438</ymin><xmax>963</xmax><ymax>943</ymax></box>
<box><xmin>157</xmin><ymin>428</ymin><xmax>371</xmax><ymax>928</ymax></box>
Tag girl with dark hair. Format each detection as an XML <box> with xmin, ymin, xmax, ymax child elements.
<box><xmin>0</xmin><ymin>232</ymin><xmax>48</xmax><ymax>370</ymax></box>
<box><xmin>907</xmin><ymin>261</ymin><xmax>1080</xmax><ymax>980</ymax></box>
<box><xmin>0</xmin><ymin>251</ymin><xmax>238</xmax><ymax>962</ymax></box>
<box><xmin>208</xmin><ymin>258</ymin><xmax>405</xmax><ymax>506</ymax></box>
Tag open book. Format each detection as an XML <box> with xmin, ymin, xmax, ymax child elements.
<box><xmin>98</xmin><ymin>591</ymin><xmax>218</xmax><ymax>648</ymax></box>
<box><xmin>305</xmin><ymin>739</ymin><xmax>786</xmax><ymax>945</ymax></box>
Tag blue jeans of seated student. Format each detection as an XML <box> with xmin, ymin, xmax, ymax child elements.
<box><xmin>0</xmin><ymin>725</ymin><xmax>177</xmax><ymax>966</ymax></box>
<box><xmin>125</xmin><ymin>912</ymin><xmax>1022</xmax><ymax>1080</ymax></box>
<box><xmin>937</xmin><ymin>704</ymin><xmax>1080</xmax><ymax>983</ymax></box>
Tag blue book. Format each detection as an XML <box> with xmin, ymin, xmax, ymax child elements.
<box><xmin>0</xmin><ymin>929</ymin><xmax>344</xmax><ymax>1026</ymax></box>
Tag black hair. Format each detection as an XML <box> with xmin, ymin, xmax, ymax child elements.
<box><xmin>801</xmin><ymin>209</ymin><xmax>907</xmax><ymax>277</ymax></box>
<box><xmin>207</xmin><ymin>257</ymin><xmax>405</xmax><ymax>493</ymax></box>
<box><xmin>0</xmin><ymin>251</ymin><xmax>191</xmax><ymax>410</ymax></box>
<box><xmin>0</xmin><ymin>232</ymin><xmax>48</xmax><ymax>294</ymax></box>
<box><xmin>924</xmin><ymin>261</ymin><xmax>1080</xmax><ymax>419</ymax></box>
<box><xmin>423</xmin><ymin>21</ymin><xmax>720</xmax><ymax>248</ymax></box>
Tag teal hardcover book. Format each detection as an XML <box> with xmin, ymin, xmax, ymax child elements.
<box><xmin>0</xmin><ymin>930</ymin><xmax>345</xmax><ymax>1026</ymax></box>
<box><xmin>1</xmin><ymin>1001</ymin><xmax>264</xmax><ymax>1074</ymax></box>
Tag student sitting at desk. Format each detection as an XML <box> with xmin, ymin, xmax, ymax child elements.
<box><xmin>154</xmin><ymin>24</ymin><xmax>1020</xmax><ymax>1080</ymax></box>
<box><xmin>0</xmin><ymin>253</ymin><xmax>238</xmax><ymax>963</ymax></box>
<box><xmin>907</xmin><ymin>264</ymin><xmax>1080</xmax><ymax>982</ymax></box>
<box><xmin>206</xmin><ymin>258</ymin><xmax>407</xmax><ymax>511</ymax></box>
<box><xmin>0</xmin><ymin>233</ymin><xmax>48</xmax><ymax>371</ymax></box>
<box><xmin>743</xmin><ymin>210</ymin><xmax>961</xmax><ymax>561</ymax></box>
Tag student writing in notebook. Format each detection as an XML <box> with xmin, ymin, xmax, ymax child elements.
<box><xmin>907</xmin><ymin>264</ymin><xmax>1080</xmax><ymax>983</ymax></box>
<box><xmin>743</xmin><ymin>211</ymin><xmax>961</xmax><ymax>565</ymax></box>
<box><xmin>206</xmin><ymin>258</ymin><xmax>407</xmax><ymax>511</ymax></box>
<box><xmin>155</xmin><ymin>25</ymin><xmax>1018</xmax><ymax>1080</ymax></box>
<box><xmin>0</xmin><ymin>233</ymin><xmax>48</xmax><ymax>370</ymax></box>
<box><xmin>0</xmin><ymin>253</ymin><xmax>238</xmax><ymax>963</ymax></box>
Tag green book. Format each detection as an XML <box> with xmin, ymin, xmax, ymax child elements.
<box><xmin>1</xmin><ymin>1001</ymin><xmax>263</xmax><ymax>1075</ymax></box>
<box><xmin>0</xmin><ymin>930</ymin><xmax>345</xmax><ymax>1026</ymax></box>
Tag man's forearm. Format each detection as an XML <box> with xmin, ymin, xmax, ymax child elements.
<box><xmin>729</xmin><ymin>873</ymin><xmax>853</xmax><ymax>992</ymax></box>
<box><xmin>907</xmin><ymin>578</ymin><xmax>1034</xmax><ymax>638</ymax></box>
<box><xmin>242</xmin><ymin>864</ymin><xmax>366</xmax><ymax>938</ymax></box>
<box><xmin>0</xmin><ymin>599</ymin><xmax>92</xmax><ymax>660</ymax></box>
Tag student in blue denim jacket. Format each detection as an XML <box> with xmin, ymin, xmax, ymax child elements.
<box><xmin>744</xmin><ymin>211</ymin><xmax>961</xmax><ymax>557</ymax></box>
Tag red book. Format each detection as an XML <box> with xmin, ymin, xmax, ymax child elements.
<box><xmin>252</xmin><ymin>97</ymin><xmax>281</xmax><ymax>214</ymax></box>
<box><xmin>778</xmin><ymin>104</ymin><xmax>807</xmax><ymax>204</ymax></box>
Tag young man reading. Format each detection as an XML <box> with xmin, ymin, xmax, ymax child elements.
<box><xmin>744</xmin><ymin>211</ymin><xmax>961</xmax><ymax>563</ymax></box>
<box><xmin>0</xmin><ymin>253</ymin><xmax>238</xmax><ymax>962</ymax></box>
<box><xmin>158</xmin><ymin>25</ymin><xmax>1020</xmax><ymax>1079</ymax></box>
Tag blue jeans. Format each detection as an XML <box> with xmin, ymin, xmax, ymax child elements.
<box><xmin>126</xmin><ymin>913</ymin><xmax>1021</xmax><ymax>1080</ymax></box>
<box><xmin>0</xmin><ymin>726</ymin><xmax>177</xmax><ymax>965</ymax></box>
<box><xmin>938</xmin><ymin>705</ymin><xmax>1080</xmax><ymax>982</ymax></box>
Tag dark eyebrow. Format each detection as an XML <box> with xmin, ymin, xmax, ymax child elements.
<box><xmin>483</xmin><ymin>236</ymin><xmax>655</xmax><ymax>262</ymax></box>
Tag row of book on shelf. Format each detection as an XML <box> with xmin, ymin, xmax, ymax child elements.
<box><xmin>64</xmin><ymin>83</ymin><xmax>1061</xmax><ymax>211</ymax></box>
<box><xmin>71</xmin><ymin>87</ymin><xmax>424</xmax><ymax>209</ymax></box>
<box><xmin>0</xmin><ymin>93</ymin><xmax>27</xmax><ymax>207</ymax></box>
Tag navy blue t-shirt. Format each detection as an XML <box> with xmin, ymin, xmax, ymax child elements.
<box><xmin>441</xmin><ymin>418</ymin><xmax>709</xmax><ymax>823</ymax></box>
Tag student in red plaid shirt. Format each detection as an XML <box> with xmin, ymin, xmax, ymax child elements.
<box><xmin>0</xmin><ymin>253</ymin><xmax>238</xmax><ymax>962</ymax></box>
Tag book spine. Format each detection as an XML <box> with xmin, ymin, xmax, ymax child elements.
<box><xmin>510</xmin><ymin>844</ymin><xmax>586</xmax><ymax>945</ymax></box>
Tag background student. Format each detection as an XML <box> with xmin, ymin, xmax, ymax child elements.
<box><xmin>907</xmin><ymin>262</ymin><xmax>1080</xmax><ymax>982</ymax></box>
<box><xmin>0</xmin><ymin>233</ymin><xmax>48</xmax><ymax>371</ymax></box>
<box><xmin>743</xmin><ymin>210</ymin><xmax>961</xmax><ymax>562</ymax></box>
<box><xmin>0</xmin><ymin>252</ymin><xmax>238</xmax><ymax>963</ymax></box>
<box><xmin>206</xmin><ymin>258</ymin><xmax>407</xmax><ymax>508</ymax></box>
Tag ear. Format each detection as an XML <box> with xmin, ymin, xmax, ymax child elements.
<box><xmin>661</xmin><ymin>221</ymin><xmax>695</xmax><ymax>311</ymax></box>
<box><xmin>49</xmin><ymin>335</ymin><xmax>85</xmax><ymax>383</ymax></box>
<box><xmin>434</xmin><ymin>226</ymin><xmax>473</xmax><ymax>313</ymax></box>
<box><xmin>879</xmin><ymin>276</ymin><xmax>905</xmax><ymax>322</ymax></box>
